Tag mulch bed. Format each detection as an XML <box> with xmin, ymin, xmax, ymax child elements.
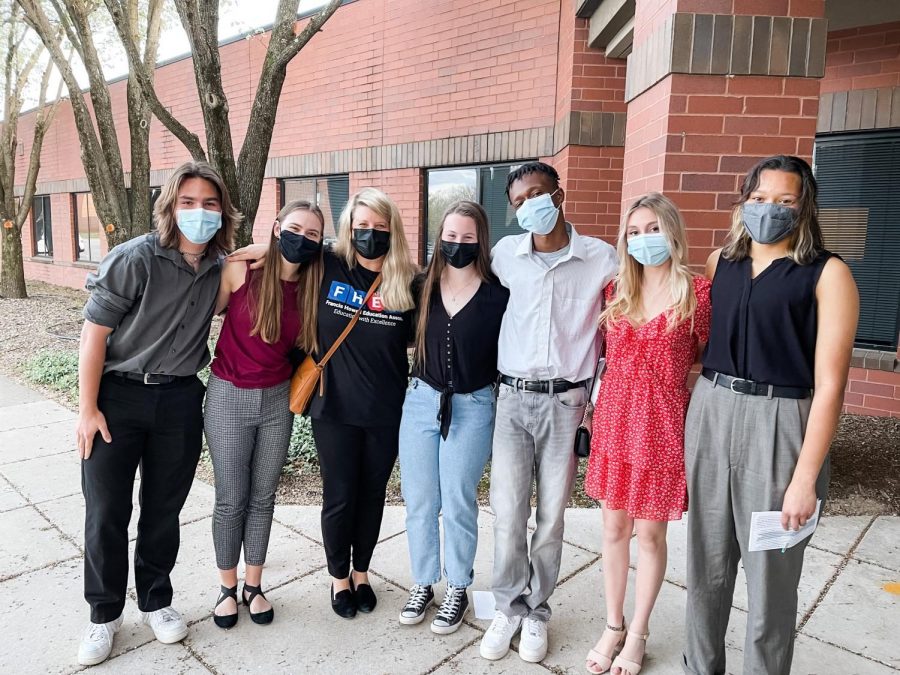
<box><xmin>3</xmin><ymin>280</ymin><xmax>898</xmax><ymax>515</ymax></box>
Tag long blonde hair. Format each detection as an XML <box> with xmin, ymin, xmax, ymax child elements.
<box><xmin>247</xmin><ymin>200</ymin><xmax>324</xmax><ymax>352</ymax></box>
<box><xmin>153</xmin><ymin>161</ymin><xmax>241</xmax><ymax>258</ymax></box>
<box><xmin>601</xmin><ymin>192</ymin><xmax>697</xmax><ymax>331</ymax></box>
<box><xmin>333</xmin><ymin>188</ymin><xmax>417</xmax><ymax>312</ymax></box>
<box><xmin>414</xmin><ymin>201</ymin><xmax>496</xmax><ymax>367</ymax></box>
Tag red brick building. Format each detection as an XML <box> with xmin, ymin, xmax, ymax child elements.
<box><xmin>10</xmin><ymin>0</ymin><xmax>900</xmax><ymax>416</ymax></box>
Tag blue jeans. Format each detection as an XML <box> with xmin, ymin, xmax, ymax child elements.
<box><xmin>398</xmin><ymin>378</ymin><xmax>495</xmax><ymax>588</ymax></box>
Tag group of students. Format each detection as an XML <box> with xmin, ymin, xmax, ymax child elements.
<box><xmin>74</xmin><ymin>155</ymin><xmax>858</xmax><ymax>675</ymax></box>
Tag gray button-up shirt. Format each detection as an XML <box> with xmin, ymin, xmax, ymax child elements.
<box><xmin>83</xmin><ymin>233</ymin><xmax>221</xmax><ymax>376</ymax></box>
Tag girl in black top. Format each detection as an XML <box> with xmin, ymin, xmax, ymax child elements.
<box><xmin>682</xmin><ymin>156</ymin><xmax>859</xmax><ymax>675</ymax></box>
<box><xmin>309</xmin><ymin>188</ymin><xmax>418</xmax><ymax>619</ymax></box>
<box><xmin>397</xmin><ymin>201</ymin><xmax>509</xmax><ymax>633</ymax></box>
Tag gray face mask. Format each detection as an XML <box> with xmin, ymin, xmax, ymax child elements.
<box><xmin>741</xmin><ymin>202</ymin><xmax>797</xmax><ymax>244</ymax></box>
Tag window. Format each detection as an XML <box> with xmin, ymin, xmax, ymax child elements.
<box><xmin>32</xmin><ymin>195</ymin><xmax>53</xmax><ymax>257</ymax></box>
<box><xmin>280</xmin><ymin>175</ymin><xmax>349</xmax><ymax>245</ymax></box>
<box><xmin>73</xmin><ymin>193</ymin><xmax>103</xmax><ymax>263</ymax></box>
<box><xmin>814</xmin><ymin>131</ymin><xmax>900</xmax><ymax>350</ymax></box>
<box><xmin>424</xmin><ymin>163</ymin><xmax>525</xmax><ymax>263</ymax></box>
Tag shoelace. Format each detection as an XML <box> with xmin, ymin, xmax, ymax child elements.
<box><xmin>435</xmin><ymin>587</ymin><xmax>464</xmax><ymax>622</ymax></box>
<box><xmin>488</xmin><ymin>611</ymin><xmax>512</xmax><ymax>634</ymax></box>
<box><xmin>86</xmin><ymin>624</ymin><xmax>109</xmax><ymax>642</ymax></box>
<box><xmin>403</xmin><ymin>585</ymin><xmax>430</xmax><ymax>613</ymax></box>
<box><xmin>524</xmin><ymin>619</ymin><xmax>545</xmax><ymax>638</ymax></box>
<box><xmin>155</xmin><ymin>607</ymin><xmax>180</xmax><ymax>624</ymax></box>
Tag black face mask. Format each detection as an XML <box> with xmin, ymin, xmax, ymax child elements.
<box><xmin>352</xmin><ymin>228</ymin><xmax>391</xmax><ymax>260</ymax></box>
<box><xmin>440</xmin><ymin>240</ymin><xmax>479</xmax><ymax>269</ymax></box>
<box><xmin>278</xmin><ymin>230</ymin><xmax>321</xmax><ymax>264</ymax></box>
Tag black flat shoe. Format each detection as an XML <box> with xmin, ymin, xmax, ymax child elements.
<box><xmin>242</xmin><ymin>583</ymin><xmax>274</xmax><ymax>625</ymax></box>
<box><xmin>331</xmin><ymin>583</ymin><xmax>357</xmax><ymax>619</ymax></box>
<box><xmin>213</xmin><ymin>584</ymin><xmax>239</xmax><ymax>629</ymax></box>
<box><xmin>351</xmin><ymin>577</ymin><xmax>377</xmax><ymax>613</ymax></box>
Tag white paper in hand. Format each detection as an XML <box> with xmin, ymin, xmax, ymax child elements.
<box><xmin>748</xmin><ymin>500</ymin><xmax>822</xmax><ymax>552</ymax></box>
<box><xmin>472</xmin><ymin>590</ymin><xmax>497</xmax><ymax>620</ymax></box>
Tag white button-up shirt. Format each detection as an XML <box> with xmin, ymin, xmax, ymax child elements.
<box><xmin>491</xmin><ymin>225</ymin><xmax>618</xmax><ymax>382</ymax></box>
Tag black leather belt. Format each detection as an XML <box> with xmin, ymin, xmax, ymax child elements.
<box><xmin>499</xmin><ymin>375</ymin><xmax>588</xmax><ymax>394</ymax></box>
<box><xmin>112</xmin><ymin>372</ymin><xmax>194</xmax><ymax>385</ymax></box>
<box><xmin>701</xmin><ymin>368</ymin><xmax>811</xmax><ymax>399</ymax></box>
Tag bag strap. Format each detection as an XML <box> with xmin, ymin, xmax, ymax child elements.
<box><xmin>316</xmin><ymin>272</ymin><xmax>383</xmax><ymax>369</ymax></box>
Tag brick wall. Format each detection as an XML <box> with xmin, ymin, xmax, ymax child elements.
<box><xmin>844</xmin><ymin>368</ymin><xmax>900</xmax><ymax>418</ymax></box>
<box><xmin>821</xmin><ymin>21</ymin><xmax>900</xmax><ymax>93</ymax></box>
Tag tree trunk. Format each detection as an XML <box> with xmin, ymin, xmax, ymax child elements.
<box><xmin>0</xmin><ymin>222</ymin><xmax>26</xmax><ymax>299</ymax></box>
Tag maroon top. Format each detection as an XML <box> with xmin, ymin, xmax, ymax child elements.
<box><xmin>211</xmin><ymin>263</ymin><xmax>301</xmax><ymax>388</ymax></box>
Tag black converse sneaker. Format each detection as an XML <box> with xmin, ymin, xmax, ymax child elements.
<box><xmin>399</xmin><ymin>584</ymin><xmax>434</xmax><ymax>625</ymax></box>
<box><xmin>431</xmin><ymin>585</ymin><xmax>469</xmax><ymax>635</ymax></box>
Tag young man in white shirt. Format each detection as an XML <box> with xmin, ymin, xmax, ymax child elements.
<box><xmin>480</xmin><ymin>162</ymin><xmax>618</xmax><ymax>663</ymax></box>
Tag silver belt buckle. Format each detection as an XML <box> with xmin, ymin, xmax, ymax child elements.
<box><xmin>729</xmin><ymin>377</ymin><xmax>750</xmax><ymax>394</ymax></box>
<box><xmin>143</xmin><ymin>373</ymin><xmax>161</xmax><ymax>385</ymax></box>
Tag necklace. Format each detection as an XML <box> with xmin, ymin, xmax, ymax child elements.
<box><xmin>443</xmin><ymin>275</ymin><xmax>478</xmax><ymax>302</ymax></box>
<box><xmin>179</xmin><ymin>248</ymin><xmax>207</xmax><ymax>264</ymax></box>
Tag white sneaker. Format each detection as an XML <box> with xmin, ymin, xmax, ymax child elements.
<box><xmin>479</xmin><ymin>611</ymin><xmax>523</xmax><ymax>660</ymax></box>
<box><xmin>141</xmin><ymin>606</ymin><xmax>188</xmax><ymax>644</ymax></box>
<box><xmin>77</xmin><ymin>615</ymin><xmax>123</xmax><ymax>666</ymax></box>
<box><xmin>519</xmin><ymin>616</ymin><xmax>549</xmax><ymax>662</ymax></box>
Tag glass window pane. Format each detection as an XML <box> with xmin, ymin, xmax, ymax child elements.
<box><xmin>33</xmin><ymin>196</ymin><xmax>53</xmax><ymax>257</ymax></box>
<box><xmin>282</xmin><ymin>176</ymin><xmax>349</xmax><ymax>247</ymax></box>
<box><xmin>479</xmin><ymin>164</ymin><xmax>523</xmax><ymax>248</ymax></box>
<box><xmin>75</xmin><ymin>193</ymin><xmax>102</xmax><ymax>263</ymax></box>
<box><xmin>426</xmin><ymin>168</ymin><xmax>477</xmax><ymax>262</ymax></box>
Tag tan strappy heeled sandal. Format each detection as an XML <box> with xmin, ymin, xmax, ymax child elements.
<box><xmin>610</xmin><ymin>629</ymin><xmax>649</xmax><ymax>675</ymax></box>
<box><xmin>585</xmin><ymin>621</ymin><xmax>626</xmax><ymax>674</ymax></box>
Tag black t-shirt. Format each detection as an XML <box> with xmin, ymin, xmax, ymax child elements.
<box><xmin>309</xmin><ymin>251</ymin><xmax>415</xmax><ymax>427</ymax></box>
<box><xmin>412</xmin><ymin>280</ymin><xmax>509</xmax><ymax>393</ymax></box>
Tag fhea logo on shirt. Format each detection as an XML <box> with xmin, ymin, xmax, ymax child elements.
<box><xmin>327</xmin><ymin>281</ymin><xmax>385</xmax><ymax>312</ymax></box>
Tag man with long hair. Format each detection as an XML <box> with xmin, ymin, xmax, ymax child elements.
<box><xmin>74</xmin><ymin>161</ymin><xmax>240</xmax><ymax>666</ymax></box>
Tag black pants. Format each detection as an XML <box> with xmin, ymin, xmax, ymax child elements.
<box><xmin>82</xmin><ymin>374</ymin><xmax>204</xmax><ymax>623</ymax></box>
<box><xmin>311</xmin><ymin>418</ymin><xmax>399</xmax><ymax>578</ymax></box>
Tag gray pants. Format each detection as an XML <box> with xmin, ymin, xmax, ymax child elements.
<box><xmin>682</xmin><ymin>376</ymin><xmax>829</xmax><ymax>675</ymax></box>
<box><xmin>205</xmin><ymin>374</ymin><xmax>293</xmax><ymax>570</ymax></box>
<box><xmin>489</xmin><ymin>381</ymin><xmax>586</xmax><ymax>622</ymax></box>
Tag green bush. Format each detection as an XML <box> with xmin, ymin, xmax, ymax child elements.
<box><xmin>284</xmin><ymin>414</ymin><xmax>318</xmax><ymax>474</ymax></box>
<box><xmin>23</xmin><ymin>349</ymin><xmax>80</xmax><ymax>405</ymax></box>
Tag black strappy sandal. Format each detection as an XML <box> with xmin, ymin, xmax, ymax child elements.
<box><xmin>242</xmin><ymin>583</ymin><xmax>274</xmax><ymax>625</ymax></box>
<box><xmin>213</xmin><ymin>585</ymin><xmax>239</xmax><ymax>629</ymax></box>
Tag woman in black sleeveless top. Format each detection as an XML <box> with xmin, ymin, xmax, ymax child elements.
<box><xmin>682</xmin><ymin>155</ymin><xmax>859</xmax><ymax>675</ymax></box>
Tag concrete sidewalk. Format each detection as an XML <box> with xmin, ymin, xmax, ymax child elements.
<box><xmin>1</xmin><ymin>374</ymin><xmax>897</xmax><ymax>674</ymax></box>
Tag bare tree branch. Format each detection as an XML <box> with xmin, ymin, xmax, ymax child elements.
<box><xmin>103</xmin><ymin>0</ymin><xmax>206</xmax><ymax>160</ymax></box>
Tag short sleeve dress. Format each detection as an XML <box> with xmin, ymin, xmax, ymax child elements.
<box><xmin>584</xmin><ymin>275</ymin><xmax>712</xmax><ymax>521</ymax></box>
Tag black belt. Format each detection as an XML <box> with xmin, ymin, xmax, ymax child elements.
<box><xmin>499</xmin><ymin>375</ymin><xmax>587</xmax><ymax>394</ymax></box>
<box><xmin>701</xmin><ymin>368</ymin><xmax>811</xmax><ymax>399</ymax></box>
<box><xmin>112</xmin><ymin>372</ymin><xmax>194</xmax><ymax>385</ymax></box>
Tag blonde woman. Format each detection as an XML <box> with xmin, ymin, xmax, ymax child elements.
<box><xmin>584</xmin><ymin>193</ymin><xmax>710</xmax><ymax>675</ymax></box>
<box><xmin>206</xmin><ymin>200</ymin><xmax>324</xmax><ymax>629</ymax></box>
<box><xmin>310</xmin><ymin>188</ymin><xmax>417</xmax><ymax>619</ymax></box>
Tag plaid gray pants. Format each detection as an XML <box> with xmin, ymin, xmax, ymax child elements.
<box><xmin>204</xmin><ymin>374</ymin><xmax>293</xmax><ymax>569</ymax></box>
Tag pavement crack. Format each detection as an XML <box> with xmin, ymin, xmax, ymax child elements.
<box><xmin>796</xmin><ymin>514</ymin><xmax>878</xmax><ymax>634</ymax></box>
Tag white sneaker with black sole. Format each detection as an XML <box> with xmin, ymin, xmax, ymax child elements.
<box><xmin>431</xmin><ymin>585</ymin><xmax>469</xmax><ymax>634</ymax></box>
<box><xmin>479</xmin><ymin>611</ymin><xmax>523</xmax><ymax>660</ymax></box>
<box><xmin>142</xmin><ymin>606</ymin><xmax>188</xmax><ymax>644</ymax></box>
<box><xmin>77</xmin><ymin>615</ymin><xmax>123</xmax><ymax>666</ymax></box>
<box><xmin>519</xmin><ymin>616</ymin><xmax>549</xmax><ymax>663</ymax></box>
<box><xmin>399</xmin><ymin>584</ymin><xmax>434</xmax><ymax>625</ymax></box>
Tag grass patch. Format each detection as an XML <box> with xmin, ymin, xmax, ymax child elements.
<box><xmin>23</xmin><ymin>349</ymin><xmax>80</xmax><ymax>406</ymax></box>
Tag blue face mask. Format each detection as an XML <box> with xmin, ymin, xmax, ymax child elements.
<box><xmin>516</xmin><ymin>190</ymin><xmax>560</xmax><ymax>236</ymax></box>
<box><xmin>176</xmin><ymin>208</ymin><xmax>222</xmax><ymax>245</ymax></box>
<box><xmin>627</xmin><ymin>232</ymin><xmax>671</xmax><ymax>267</ymax></box>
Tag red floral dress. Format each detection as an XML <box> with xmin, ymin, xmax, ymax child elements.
<box><xmin>584</xmin><ymin>275</ymin><xmax>711</xmax><ymax>521</ymax></box>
